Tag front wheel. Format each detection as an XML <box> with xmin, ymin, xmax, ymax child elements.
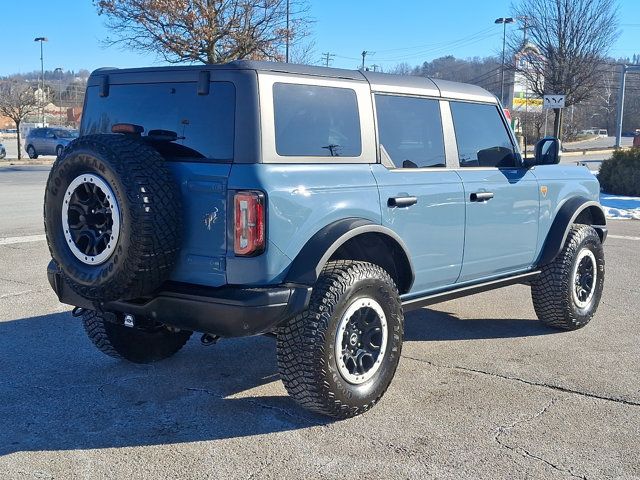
<box><xmin>82</xmin><ymin>309</ymin><xmax>192</xmax><ymax>363</ymax></box>
<box><xmin>277</xmin><ymin>261</ymin><xmax>404</xmax><ymax>419</ymax></box>
<box><xmin>532</xmin><ymin>224</ymin><xmax>605</xmax><ymax>330</ymax></box>
<box><xmin>26</xmin><ymin>145</ymin><xmax>38</xmax><ymax>159</ymax></box>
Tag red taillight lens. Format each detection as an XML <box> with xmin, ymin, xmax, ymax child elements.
<box><xmin>234</xmin><ymin>191</ymin><xmax>265</xmax><ymax>256</ymax></box>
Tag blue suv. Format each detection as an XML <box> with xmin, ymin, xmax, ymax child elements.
<box><xmin>44</xmin><ymin>62</ymin><xmax>606</xmax><ymax>418</ymax></box>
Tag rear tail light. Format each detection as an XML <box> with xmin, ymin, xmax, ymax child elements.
<box><xmin>234</xmin><ymin>191</ymin><xmax>265</xmax><ymax>256</ymax></box>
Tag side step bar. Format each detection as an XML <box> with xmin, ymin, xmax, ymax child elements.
<box><xmin>402</xmin><ymin>271</ymin><xmax>541</xmax><ymax>311</ymax></box>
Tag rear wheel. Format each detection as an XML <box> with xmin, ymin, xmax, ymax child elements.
<box><xmin>277</xmin><ymin>261</ymin><xmax>404</xmax><ymax>418</ymax></box>
<box><xmin>26</xmin><ymin>145</ymin><xmax>37</xmax><ymax>159</ymax></box>
<box><xmin>532</xmin><ymin>224</ymin><xmax>605</xmax><ymax>330</ymax></box>
<box><xmin>82</xmin><ymin>309</ymin><xmax>192</xmax><ymax>363</ymax></box>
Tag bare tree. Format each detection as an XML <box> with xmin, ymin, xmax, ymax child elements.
<box><xmin>0</xmin><ymin>82</ymin><xmax>38</xmax><ymax>159</ymax></box>
<box><xmin>510</xmin><ymin>0</ymin><xmax>619</xmax><ymax>137</ymax></box>
<box><xmin>94</xmin><ymin>0</ymin><xmax>312</xmax><ymax>64</ymax></box>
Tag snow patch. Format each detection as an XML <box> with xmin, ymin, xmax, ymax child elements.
<box><xmin>600</xmin><ymin>193</ymin><xmax>640</xmax><ymax>220</ymax></box>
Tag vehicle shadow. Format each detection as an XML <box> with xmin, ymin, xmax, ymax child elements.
<box><xmin>404</xmin><ymin>308</ymin><xmax>557</xmax><ymax>341</ymax></box>
<box><xmin>0</xmin><ymin>307</ymin><xmax>557</xmax><ymax>455</ymax></box>
<box><xmin>0</xmin><ymin>312</ymin><xmax>328</xmax><ymax>456</ymax></box>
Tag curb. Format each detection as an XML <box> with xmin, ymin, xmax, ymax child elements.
<box><xmin>0</xmin><ymin>159</ymin><xmax>55</xmax><ymax>167</ymax></box>
<box><xmin>562</xmin><ymin>149</ymin><xmax>616</xmax><ymax>157</ymax></box>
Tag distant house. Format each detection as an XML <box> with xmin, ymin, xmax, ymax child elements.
<box><xmin>0</xmin><ymin>116</ymin><xmax>14</xmax><ymax>129</ymax></box>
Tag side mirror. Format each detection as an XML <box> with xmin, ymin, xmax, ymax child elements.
<box><xmin>530</xmin><ymin>137</ymin><xmax>561</xmax><ymax>167</ymax></box>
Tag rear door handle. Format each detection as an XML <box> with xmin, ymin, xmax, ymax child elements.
<box><xmin>388</xmin><ymin>196</ymin><xmax>418</xmax><ymax>208</ymax></box>
<box><xmin>470</xmin><ymin>192</ymin><xmax>494</xmax><ymax>202</ymax></box>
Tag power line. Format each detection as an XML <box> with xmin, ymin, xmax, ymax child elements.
<box><xmin>373</xmin><ymin>26</ymin><xmax>496</xmax><ymax>54</ymax></box>
<box><xmin>374</xmin><ymin>30</ymin><xmax>499</xmax><ymax>62</ymax></box>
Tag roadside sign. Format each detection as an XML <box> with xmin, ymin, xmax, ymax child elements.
<box><xmin>543</xmin><ymin>95</ymin><xmax>565</xmax><ymax>109</ymax></box>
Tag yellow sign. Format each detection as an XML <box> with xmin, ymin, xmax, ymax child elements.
<box><xmin>513</xmin><ymin>97</ymin><xmax>543</xmax><ymax>108</ymax></box>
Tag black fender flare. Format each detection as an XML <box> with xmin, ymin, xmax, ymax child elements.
<box><xmin>284</xmin><ymin>217</ymin><xmax>415</xmax><ymax>293</ymax></box>
<box><xmin>537</xmin><ymin>197</ymin><xmax>607</xmax><ymax>267</ymax></box>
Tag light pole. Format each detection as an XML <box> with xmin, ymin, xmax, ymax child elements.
<box><xmin>34</xmin><ymin>37</ymin><xmax>48</xmax><ymax>125</ymax></box>
<box><xmin>495</xmin><ymin>18</ymin><xmax>514</xmax><ymax>106</ymax></box>
<box><xmin>54</xmin><ymin>67</ymin><xmax>63</xmax><ymax>125</ymax></box>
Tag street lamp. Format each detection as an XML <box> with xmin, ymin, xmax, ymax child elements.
<box><xmin>54</xmin><ymin>67</ymin><xmax>63</xmax><ymax>125</ymax></box>
<box><xmin>34</xmin><ymin>37</ymin><xmax>48</xmax><ymax>125</ymax></box>
<box><xmin>495</xmin><ymin>17</ymin><xmax>514</xmax><ymax>106</ymax></box>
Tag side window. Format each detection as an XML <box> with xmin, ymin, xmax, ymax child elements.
<box><xmin>450</xmin><ymin>102</ymin><xmax>516</xmax><ymax>168</ymax></box>
<box><xmin>375</xmin><ymin>94</ymin><xmax>445</xmax><ymax>168</ymax></box>
<box><xmin>273</xmin><ymin>83</ymin><xmax>361</xmax><ymax>157</ymax></box>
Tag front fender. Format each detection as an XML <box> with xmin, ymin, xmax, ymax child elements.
<box><xmin>537</xmin><ymin>197</ymin><xmax>607</xmax><ymax>266</ymax></box>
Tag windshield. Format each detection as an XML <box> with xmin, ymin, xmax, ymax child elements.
<box><xmin>53</xmin><ymin>129</ymin><xmax>78</xmax><ymax>139</ymax></box>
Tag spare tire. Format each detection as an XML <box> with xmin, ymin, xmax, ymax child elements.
<box><xmin>44</xmin><ymin>134</ymin><xmax>182</xmax><ymax>302</ymax></box>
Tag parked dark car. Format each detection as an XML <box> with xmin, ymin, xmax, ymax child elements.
<box><xmin>0</xmin><ymin>142</ymin><xmax>5</xmax><ymax>159</ymax></box>
<box><xmin>25</xmin><ymin>127</ymin><xmax>78</xmax><ymax>158</ymax></box>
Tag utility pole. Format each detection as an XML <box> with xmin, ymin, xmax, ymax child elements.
<box><xmin>54</xmin><ymin>67</ymin><xmax>63</xmax><ymax>125</ymax></box>
<box><xmin>518</xmin><ymin>15</ymin><xmax>531</xmax><ymax>43</ymax></box>
<box><xmin>494</xmin><ymin>18</ymin><xmax>514</xmax><ymax>106</ymax></box>
<box><xmin>34</xmin><ymin>37</ymin><xmax>48</xmax><ymax>125</ymax></box>
<box><xmin>321</xmin><ymin>52</ymin><xmax>335</xmax><ymax>68</ymax></box>
<box><xmin>615</xmin><ymin>64</ymin><xmax>640</xmax><ymax>147</ymax></box>
<box><xmin>285</xmin><ymin>0</ymin><xmax>290</xmax><ymax>63</ymax></box>
<box><xmin>361</xmin><ymin>51</ymin><xmax>369</xmax><ymax>70</ymax></box>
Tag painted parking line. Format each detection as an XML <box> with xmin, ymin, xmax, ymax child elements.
<box><xmin>608</xmin><ymin>234</ymin><xmax>640</xmax><ymax>241</ymax></box>
<box><xmin>0</xmin><ymin>234</ymin><xmax>46</xmax><ymax>245</ymax></box>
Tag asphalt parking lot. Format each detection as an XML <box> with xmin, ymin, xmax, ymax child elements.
<box><xmin>1</xmin><ymin>165</ymin><xmax>639</xmax><ymax>479</ymax></box>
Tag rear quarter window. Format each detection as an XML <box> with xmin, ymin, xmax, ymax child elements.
<box><xmin>375</xmin><ymin>94</ymin><xmax>445</xmax><ymax>168</ymax></box>
<box><xmin>273</xmin><ymin>83</ymin><xmax>361</xmax><ymax>157</ymax></box>
<box><xmin>81</xmin><ymin>81</ymin><xmax>235</xmax><ymax>161</ymax></box>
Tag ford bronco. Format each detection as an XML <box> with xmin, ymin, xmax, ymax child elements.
<box><xmin>44</xmin><ymin>61</ymin><xmax>606</xmax><ymax>418</ymax></box>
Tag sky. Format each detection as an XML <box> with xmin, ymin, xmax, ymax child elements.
<box><xmin>2</xmin><ymin>0</ymin><xmax>639</xmax><ymax>76</ymax></box>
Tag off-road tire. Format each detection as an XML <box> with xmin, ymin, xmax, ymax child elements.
<box><xmin>44</xmin><ymin>134</ymin><xmax>182</xmax><ymax>302</ymax></box>
<box><xmin>277</xmin><ymin>260</ymin><xmax>404</xmax><ymax>419</ymax></box>
<box><xmin>532</xmin><ymin>224</ymin><xmax>604</xmax><ymax>330</ymax></box>
<box><xmin>26</xmin><ymin>145</ymin><xmax>38</xmax><ymax>159</ymax></box>
<box><xmin>82</xmin><ymin>309</ymin><xmax>192</xmax><ymax>364</ymax></box>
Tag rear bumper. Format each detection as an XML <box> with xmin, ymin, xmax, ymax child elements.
<box><xmin>47</xmin><ymin>261</ymin><xmax>311</xmax><ymax>337</ymax></box>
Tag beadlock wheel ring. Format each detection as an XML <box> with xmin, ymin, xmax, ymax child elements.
<box><xmin>572</xmin><ymin>248</ymin><xmax>597</xmax><ymax>309</ymax></box>
<box><xmin>61</xmin><ymin>173</ymin><xmax>120</xmax><ymax>265</ymax></box>
<box><xmin>334</xmin><ymin>297</ymin><xmax>388</xmax><ymax>385</ymax></box>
